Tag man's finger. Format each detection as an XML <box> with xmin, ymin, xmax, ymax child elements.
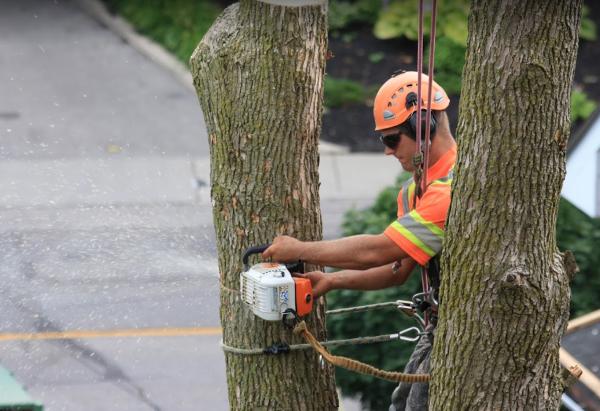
<box><xmin>262</xmin><ymin>246</ymin><xmax>272</xmax><ymax>259</ymax></box>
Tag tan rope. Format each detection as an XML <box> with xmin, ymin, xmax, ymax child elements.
<box><xmin>219</xmin><ymin>282</ymin><xmax>240</xmax><ymax>294</ymax></box>
<box><xmin>293</xmin><ymin>321</ymin><xmax>429</xmax><ymax>383</ymax></box>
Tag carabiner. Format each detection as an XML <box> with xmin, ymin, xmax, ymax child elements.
<box><xmin>394</xmin><ymin>326</ymin><xmax>422</xmax><ymax>342</ymax></box>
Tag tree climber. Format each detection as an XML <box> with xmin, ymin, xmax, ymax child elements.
<box><xmin>263</xmin><ymin>70</ymin><xmax>456</xmax><ymax>410</ymax></box>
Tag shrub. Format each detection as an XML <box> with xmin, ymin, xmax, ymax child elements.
<box><xmin>329</xmin><ymin>0</ymin><xmax>381</xmax><ymax>33</ymax></box>
<box><xmin>556</xmin><ymin>199</ymin><xmax>600</xmax><ymax>317</ymax></box>
<box><xmin>580</xmin><ymin>5</ymin><xmax>598</xmax><ymax>41</ymax></box>
<box><xmin>324</xmin><ymin>77</ymin><xmax>373</xmax><ymax>108</ymax></box>
<box><xmin>103</xmin><ymin>0</ymin><xmax>221</xmax><ymax>64</ymax></box>
<box><xmin>373</xmin><ymin>0</ymin><xmax>469</xmax><ymax>46</ymax></box>
<box><xmin>571</xmin><ymin>89</ymin><xmax>598</xmax><ymax>123</ymax></box>
<box><xmin>427</xmin><ymin>37</ymin><xmax>465</xmax><ymax>96</ymax></box>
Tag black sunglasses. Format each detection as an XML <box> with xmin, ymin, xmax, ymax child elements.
<box><xmin>379</xmin><ymin>133</ymin><xmax>401</xmax><ymax>149</ymax></box>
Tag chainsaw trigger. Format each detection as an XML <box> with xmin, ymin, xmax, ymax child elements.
<box><xmin>285</xmin><ymin>260</ymin><xmax>304</xmax><ymax>274</ymax></box>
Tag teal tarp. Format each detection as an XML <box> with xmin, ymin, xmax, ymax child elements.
<box><xmin>0</xmin><ymin>366</ymin><xmax>43</xmax><ymax>411</ymax></box>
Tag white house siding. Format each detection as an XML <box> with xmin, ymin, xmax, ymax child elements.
<box><xmin>563</xmin><ymin>115</ymin><xmax>600</xmax><ymax>217</ymax></box>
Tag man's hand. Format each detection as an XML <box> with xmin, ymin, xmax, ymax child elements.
<box><xmin>262</xmin><ymin>236</ymin><xmax>305</xmax><ymax>262</ymax></box>
<box><xmin>296</xmin><ymin>271</ymin><xmax>331</xmax><ymax>298</ymax></box>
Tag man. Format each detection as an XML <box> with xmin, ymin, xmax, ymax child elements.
<box><xmin>263</xmin><ymin>71</ymin><xmax>456</xmax><ymax>410</ymax></box>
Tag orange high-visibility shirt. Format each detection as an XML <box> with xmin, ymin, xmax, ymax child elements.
<box><xmin>384</xmin><ymin>145</ymin><xmax>456</xmax><ymax>266</ymax></box>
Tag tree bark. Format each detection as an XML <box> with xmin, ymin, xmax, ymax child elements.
<box><xmin>430</xmin><ymin>1</ymin><xmax>582</xmax><ymax>410</ymax></box>
<box><xmin>190</xmin><ymin>1</ymin><xmax>338</xmax><ymax>410</ymax></box>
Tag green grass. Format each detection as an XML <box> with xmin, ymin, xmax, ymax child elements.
<box><xmin>103</xmin><ymin>0</ymin><xmax>222</xmax><ymax>65</ymax></box>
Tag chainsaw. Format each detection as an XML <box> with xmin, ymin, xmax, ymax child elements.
<box><xmin>240</xmin><ymin>244</ymin><xmax>313</xmax><ymax>323</ymax></box>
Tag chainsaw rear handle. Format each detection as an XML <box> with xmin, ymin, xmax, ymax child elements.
<box><xmin>242</xmin><ymin>244</ymin><xmax>304</xmax><ymax>273</ymax></box>
<box><xmin>242</xmin><ymin>244</ymin><xmax>271</xmax><ymax>270</ymax></box>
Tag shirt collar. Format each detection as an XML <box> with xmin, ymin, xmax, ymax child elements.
<box><xmin>427</xmin><ymin>144</ymin><xmax>457</xmax><ymax>183</ymax></box>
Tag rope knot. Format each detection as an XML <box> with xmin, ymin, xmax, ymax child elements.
<box><xmin>293</xmin><ymin>320</ymin><xmax>308</xmax><ymax>335</ymax></box>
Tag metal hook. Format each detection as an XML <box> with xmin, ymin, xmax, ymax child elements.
<box><xmin>392</xmin><ymin>326</ymin><xmax>422</xmax><ymax>342</ymax></box>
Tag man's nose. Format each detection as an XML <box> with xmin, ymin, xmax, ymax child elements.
<box><xmin>384</xmin><ymin>146</ymin><xmax>395</xmax><ymax>155</ymax></box>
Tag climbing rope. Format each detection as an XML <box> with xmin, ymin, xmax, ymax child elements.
<box><xmin>413</xmin><ymin>0</ymin><xmax>438</xmax><ymax>199</ymax></box>
<box><xmin>221</xmin><ymin>299</ymin><xmax>430</xmax><ymax>382</ymax></box>
<box><xmin>421</xmin><ymin>0</ymin><xmax>437</xmax><ymax>197</ymax></box>
<box><xmin>221</xmin><ymin>326</ymin><xmax>421</xmax><ymax>356</ymax></box>
<box><xmin>221</xmin><ymin>299</ymin><xmax>423</xmax><ymax>354</ymax></box>
<box><xmin>412</xmin><ymin>0</ymin><xmax>439</xmax><ymax>328</ymax></box>
<box><xmin>326</xmin><ymin>299</ymin><xmax>416</xmax><ymax>317</ymax></box>
<box><xmin>293</xmin><ymin>321</ymin><xmax>429</xmax><ymax>383</ymax></box>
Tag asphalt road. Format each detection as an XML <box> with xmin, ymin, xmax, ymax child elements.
<box><xmin>0</xmin><ymin>1</ymin><xmax>384</xmax><ymax>409</ymax></box>
<box><xmin>0</xmin><ymin>1</ymin><xmax>224</xmax><ymax>409</ymax></box>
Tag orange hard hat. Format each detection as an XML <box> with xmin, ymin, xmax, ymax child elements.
<box><xmin>373</xmin><ymin>71</ymin><xmax>450</xmax><ymax>131</ymax></box>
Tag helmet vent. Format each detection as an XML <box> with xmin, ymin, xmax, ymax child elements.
<box><xmin>383</xmin><ymin>110</ymin><xmax>395</xmax><ymax>120</ymax></box>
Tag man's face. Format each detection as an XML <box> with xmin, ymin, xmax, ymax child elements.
<box><xmin>381</xmin><ymin>127</ymin><xmax>417</xmax><ymax>172</ymax></box>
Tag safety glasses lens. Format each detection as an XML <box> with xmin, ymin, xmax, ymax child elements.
<box><xmin>380</xmin><ymin>134</ymin><xmax>400</xmax><ymax>149</ymax></box>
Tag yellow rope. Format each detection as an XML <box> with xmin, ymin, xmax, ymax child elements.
<box><xmin>293</xmin><ymin>321</ymin><xmax>429</xmax><ymax>383</ymax></box>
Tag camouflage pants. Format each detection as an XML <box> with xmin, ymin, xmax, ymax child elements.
<box><xmin>389</xmin><ymin>325</ymin><xmax>435</xmax><ymax>411</ymax></box>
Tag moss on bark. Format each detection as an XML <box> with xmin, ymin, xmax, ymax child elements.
<box><xmin>190</xmin><ymin>1</ymin><xmax>338</xmax><ymax>409</ymax></box>
<box><xmin>430</xmin><ymin>1</ymin><xmax>582</xmax><ymax>409</ymax></box>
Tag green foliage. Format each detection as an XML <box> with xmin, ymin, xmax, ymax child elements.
<box><xmin>580</xmin><ymin>5</ymin><xmax>597</xmax><ymax>41</ymax></box>
<box><xmin>368</xmin><ymin>51</ymin><xmax>386</xmax><ymax>64</ymax></box>
<box><xmin>103</xmin><ymin>0</ymin><xmax>221</xmax><ymax>64</ymax></box>
<box><xmin>374</xmin><ymin>0</ymin><xmax>597</xmax><ymax>104</ymax></box>
<box><xmin>329</xmin><ymin>0</ymin><xmax>381</xmax><ymax>32</ymax></box>
<box><xmin>333</xmin><ymin>177</ymin><xmax>600</xmax><ymax>409</ymax></box>
<box><xmin>342</xmin><ymin>173</ymin><xmax>410</xmax><ymax>235</ymax></box>
<box><xmin>427</xmin><ymin>37</ymin><xmax>465</xmax><ymax>96</ymax></box>
<box><xmin>571</xmin><ymin>89</ymin><xmax>598</xmax><ymax>123</ymax></box>
<box><xmin>374</xmin><ymin>0</ymin><xmax>469</xmax><ymax>98</ymax></box>
<box><xmin>556</xmin><ymin>199</ymin><xmax>600</xmax><ymax>317</ymax></box>
<box><xmin>374</xmin><ymin>0</ymin><xmax>469</xmax><ymax>46</ymax></box>
<box><xmin>324</xmin><ymin>77</ymin><xmax>375</xmax><ymax>108</ymax></box>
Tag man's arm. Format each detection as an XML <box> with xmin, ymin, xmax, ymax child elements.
<box><xmin>300</xmin><ymin>257</ymin><xmax>417</xmax><ymax>298</ymax></box>
<box><xmin>263</xmin><ymin>234</ymin><xmax>409</xmax><ymax>270</ymax></box>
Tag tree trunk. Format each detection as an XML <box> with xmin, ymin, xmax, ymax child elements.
<box><xmin>430</xmin><ymin>1</ymin><xmax>582</xmax><ymax>409</ymax></box>
<box><xmin>190</xmin><ymin>1</ymin><xmax>338</xmax><ymax>409</ymax></box>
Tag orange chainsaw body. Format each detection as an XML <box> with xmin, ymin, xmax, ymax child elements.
<box><xmin>293</xmin><ymin>277</ymin><xmax>313</xmax><ymax>317</ymax></box>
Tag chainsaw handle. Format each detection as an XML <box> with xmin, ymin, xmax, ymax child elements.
<box><xmin>242</xmin><ymin>244</ymin><xmax>271</xmax><ymax>269</ymax></box>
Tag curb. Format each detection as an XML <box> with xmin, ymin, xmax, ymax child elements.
<box><xmin>75</xmin><ymin>0</ymin><xmax>195</xmax><ymax>92</ymax></box>
<box><xmin>75</xmin><ymin>0</ymin><xmax>351</xmax><ymax>156</ymax></box>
